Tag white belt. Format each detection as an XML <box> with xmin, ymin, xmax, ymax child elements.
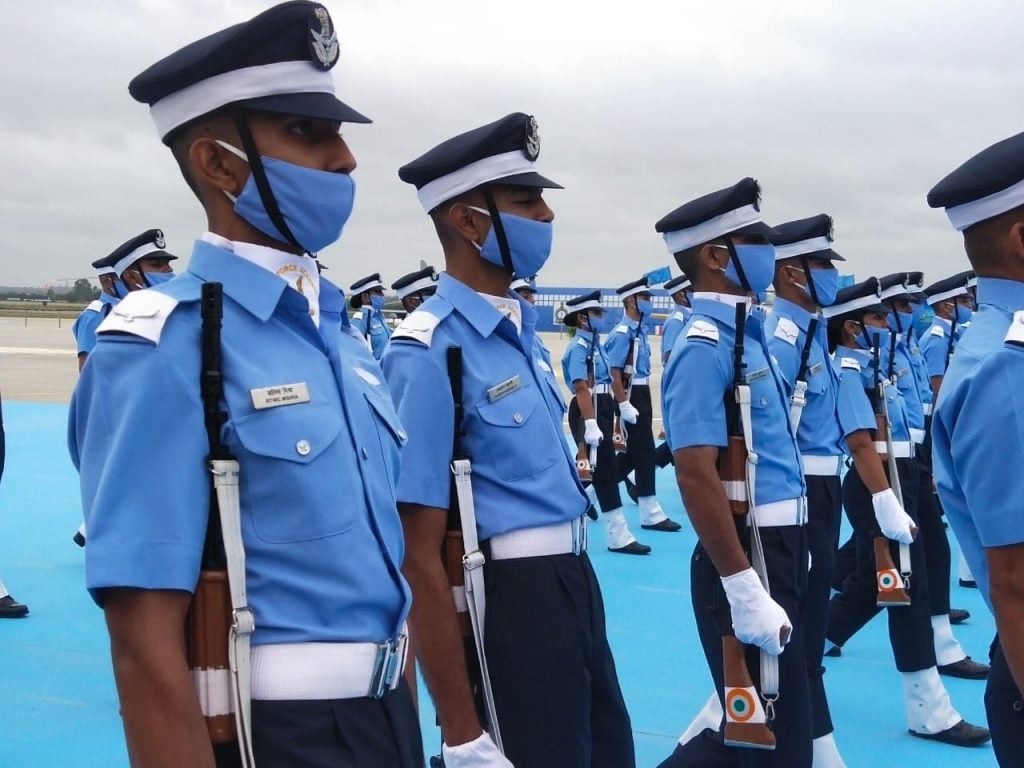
<box><xmin>488</xmin><ymin>518</ymin><xmax>587</xmax><ymax>560</ymax></box>
<box><xmin>251</xmin><ymin>634</ymin><xmax>408</xmax><ymax>701</ymax></box>
<box><xmin>747</xmin><ymin>497</ymin><xmax>807</xmax><ymax>528</ymax></box>
<box><xmin>922</xmin><ymin>403</ymin><xmax>933</xmax><ymax>416</ymax></box>
<box><xmin>631</xmin><ymin>377</ymin><xmax>649</xmax><ymax>385</ymax></box>
<box><xmin>593</xmin><ymin>383</ymin><xmax>611</xmax><ymax>395</ymax></box>
<box><xmin>875</xmin><ymin>440</ymin><xmax>914</xmax><ymax>458</ymax></box>
<box><xmin>802</xmin><ymin>454</ymin><xmax>842</xmax><ymax>476</ymax></box>
<box><xmin>909</xmin><ymin>428</ymin><xmax>926</xmax><ymax>445</ymax></box>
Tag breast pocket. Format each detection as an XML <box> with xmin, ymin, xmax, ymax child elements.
<box><xmin>747</xmin><ymin>370</ymin><xmax>774</xmax><ymax>410</ymax></box>
<box><xmin>475</xmin><ymin>384</ymin><xmax>560</xmax><ymax>482</ymax></box>
<box><xmin>231</xmin><ymin>403</ymin><xmax>349</xmax><ymax>543</ymax></box>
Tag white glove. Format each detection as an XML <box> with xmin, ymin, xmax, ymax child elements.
<box><xmin>442</xmin><ymin>732</ymin><xmax>514</xmax><ymax>767</ymax></box>
<box><xmin>871</xmin><ymin>488</ymin><xmax>917</xmax><ymax>545</ymax></box>
<box><xmin>721</xmin><ymin>568</ymin><xmax>792</xmax><ymax>656</ymax></box>
<box><xmin>584</xmin><ymin>418</ymin><xmax>603</xmax><ymax>447</ymax></box>
<box><xmin>618</xmin><ymin>400</ymin><xmax>639</xmax><ymax>424</ymax></box>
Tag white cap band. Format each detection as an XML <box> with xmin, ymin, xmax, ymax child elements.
<box><xmin>822</xmin><ymin>293</ymin><xmax>884</xmax><ymax>318</ymax></box>
<box><xmin>662</xmin><ymin>203</ymin><xmax>762</xmax><ymax>254</ymax></box>
<box><xmin>927</xmin><ymin>287</ymin><xmax>969</xmax><ymax>305</ymax></box>
<box><xmin>114</xmin><ymin>244</ymin><xmax>167</xmax><ymax>277</ymax></box>
<box><xmin>569</xmin><ymin>299</ymin><xmax>603</xmax><ymax>313</ymax></box>
<box><xmin>945</xmin><ymin>176</ymin><xmax>1024</xmax><ymax>231</ymax></box>
<box><xmin>397</xmin><ymin>275</ymin><xmax>437</xmax><ymax>299</ymax></box>
<box><xmin>773</xmin><ymin>236</ymin><xmax>832</xmax><ymax>261</ymax></box>
<box><xmin>617</xmin><ymin>285</ymin><xmax>649</xmax><ymax>301</ymax></box>
<box><xmin>416</xmin><ymin>150</ymin><xmax>536</xmax><ymax>212</ymax></box>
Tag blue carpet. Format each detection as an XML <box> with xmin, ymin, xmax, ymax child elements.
<box><xmin>0</xmin><ymin>402</ymin><xmax>997</xmax><ymax>766</ymax></box>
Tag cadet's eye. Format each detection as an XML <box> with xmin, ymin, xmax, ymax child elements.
<box><xmin>288</xmin><ymin>119</ymin><xmax>315</xmax><ymax>137</ymax></box>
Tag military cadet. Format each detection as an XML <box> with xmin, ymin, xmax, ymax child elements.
<box><xmin>350</xmin><ymin>272</ymin><xmax>391</xmax><ymax>359</ymax></box>
<box><xmin>509</xmin><ymin>275</ymin><xmax>535</xmax><ymax>304</ymax></box>
<box><xmin>0</xmin><ymin>390</ymin><xmax>28</xmax><ymax>619</ymax></box>
<box><xmin>72</xmin><ymin>254</ymin><xmax>123</xmax><ymax>372</ymax></box>
<box><xmin>384</xmin><ymin>112</ymin><xmax>635</xmax><ymax>767</ymax></box>
<box><xmin>69</xmin><ymin>4</ymin><xmax>421</xmax><ymax>766</ymax></box>
<box><xmin>660</xmin><ymin>274</ymin><xmax>692</xmax><ymax>364</ymax></box>
<box><xmin>879</xmin><ymin>273</ymin><xmax>986</xmax><ymax>677</ymax></box>
<box><xmin>392</xmin><ymin>266</ymin><xmax>438</xmax><ymax>315</ymax></box>
<box><xmin>654</xmin><ymin>178</ymin><xmax>813</xmax><ymax>768</ymax></box>
<box><xmin>110</xmin><ymin>228</ymin><xmax>177</xmax><ymax>292</ymax></box>
<box><xmin>928</xmin><ymin>130</ymin><xmax>1024</xmax><ymax>764</ymax></box>
<box><xmin>920</xmin><ymin>271</ymin><xmax>975</xmax><ymax>399</ymax></box>
<box><xmin>562</xmin><ymin>291</ymin><xmax>650</xmax><ymax>554</ymax></box>
<box><xmin>823</xmin><ymin>279</ymin><xmax>988</xmax><ymax>748</ymax></box>
<box><xmin>606</xmin><ymin>277</ymin><xmax>681</xmax><ymax>533</ymax></box>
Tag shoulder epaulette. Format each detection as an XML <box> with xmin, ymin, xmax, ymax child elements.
<box><xmin>1004</xmin><ymin>311</ymin><xmax>1024</xmax><ymax>346</ymax></box>
<box><xmin>576</xmin><ymin>337</ymin><xmax>589</xmax><ymax>348</ymax></box>
<box><xmin>613</xmin><ymin>324</ymin><xmax>629</xmax><ymax>334</ymax></box>
<box><xmin>85</xmin><ymin>299</ymin><xmax>104</xmax><ymax>313</ymax></box>
<box><xmin>96</xmin><ymin>289</ymin><xmax>180</xmax><ymax>344</ymax></box>
<box><xmin>930</xmin><ymin>324</ymin><xmax>945</xmax><ymax>338</ymax></box>
<box><xmin>686</xmin><ymin>319</ymin><xmax>719</xmax><ymax>343</ymax></box>
<box><xmin>772</xmin><ymin>316</ymin><xmax>800</xmax><ymax>346</ymax></box>
<box><xmin>840</xmin><ymin>357</ymin><xmax>861</xmax><ymax>371</ymax></box>
<box><xmin>391</xmin><ymin>310</ymin><xmax>442</xmax><ymax>347</ymax></box>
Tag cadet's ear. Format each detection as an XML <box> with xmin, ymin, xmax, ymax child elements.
<box><xmin>445</xmin><ymin>201</ymin><xmax>488</xmax><ymax>245</ymax></box>
<box><xmin>189</xmin><ymin>137</ymin><xmax>247</xmax><ymax>199</ymax></box>
<box><xmin>699</xmin><ymin>243</ymin><xmax>726</xmax><ymax>272</ymax></box>
<box><xmin>1008</xmin><ymin>219</ymin><xmax>1024</xmax><ymax>262</ymax></box>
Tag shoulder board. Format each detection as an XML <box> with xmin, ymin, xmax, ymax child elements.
<box><xmin>85</xmin><ymin>299</ymin><xmax>104</xmax><ymax>313</ymax></box>
<box><xmin>353</xmin><ymin>310</ymin><xmax>364</xmax><ymax>320</ymax></box>
<box><xmin>671</xmin><ymin>311</ymin><xmax>687</xmax><ymax>322</ymax></box>
<box><xmin>576</xmin><ymin>337</ymin><xmax>589</xmax><ymax>348</ymax></box>
<box><xmin>930</xmin><ymin>324</ymin><xmax>945</xmax><ymax>338</ymax></box>
<box><xmin>391</xmin><ymin>310</ymin><xmax>442</xmax><ymax>347</ymax></box>
<box><xmin>840</xmin><ymin>357</ymin><xmax>861</xmax><ymax>371</ymax></box>
<box><xmin>1004</xmin><ymin>311</ymin><xmax>1024</xmax><ymax>346</ymax></box>
<box><xmin>687</xmin><ymin>319</ymin><xmax>719</xmax><ymax>343</ymax></box>
<box><xmin>772</xmin><ymin>316</ymin><xmax>800</xmax><ymax>346</ymax></box>
<box><xmin>613</xmin><ymin>324</ymin><xmax>629</xmax><ymax>334</ymax></box>
<box><xmin>96</xmin><ymin>289</ymin><xmax>180</xmax><ymax>344</ymax></box>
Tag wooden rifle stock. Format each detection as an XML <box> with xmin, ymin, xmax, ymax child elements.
<box><xmin>874</xmin><ymin>536</ymin><xmax>911</xmax><ymax>606</ymax></box>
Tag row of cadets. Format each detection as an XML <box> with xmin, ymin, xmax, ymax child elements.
<box><xmin>880</xmin><ymin>273</ymin><xmax>987</xmax><ymax>678</ymax></box>
<box><xmin>823</xmin><ymin>280</ymin><xmax>989</xmax><ymax>747</ymax></box>
<box><xmin>920</xmin><ymin>270</ymin><xmax>976</xmax><ymax>398</ymax></box>
<box><xmin>654</xmin><ymin>178</ymin><xmax>813</xmax><ymax>767</ymax></box>
<box><xmin>383</xmin><ymin>112</ymin><xmax>635</xmax><ymax>766</ymax></box>
<box><xmin>607</xmin><ymin>278</ymin><xmax>682</xmax><ymax>533</ymax></box>
<box><xmin>71</xmin><ymin>255</ymin><xmax>121</xmax><ymax>371</ymax></box>
<box><xmin>349</xmin><ymin>272</ymin><xmax>391</xmax><ymax>359</ymax></box>
<box><xmin>562</xmin><ymin>291</ymin><xmax>651</xmax><ymax>555</ymax></box>
<box><xmin>70</xmin><ymin>3</ymin><xmax>421</xmax><ymax>765</ymax></box>
<box><xmin>927</xmin><ymin>128</ymin><xmax>1024</xmax><ymax>766</ymax></box>
<box><xmin>660</xmin><ymin>274</ymin><xmax>693</xmax><ymax>364</ymax></box>
<box><xmin>392</xmin><ymin>265</ymin><xmax>439</xmax><ymax>314</ymax></box>
<box><xmin>513</xmin><ymin>275</ymin><xmax>559</xmax><ymax>376</ymax></box>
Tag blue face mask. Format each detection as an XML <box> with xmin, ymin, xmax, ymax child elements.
<box><xmin>370</xmin><ymin>294</ymin><xmax>386</xmax><ymax>311</ymax></box>
<box><xmin>805</xmin><ymin>268</ymin><xmax>839</xmax><ymax>307</ymax></box>
<box><xmin>721</xmin><ymin>243</ymin><xmax>776</xmax><ymax>293</ymax></box>
<box><xmin>858</xmin><ymin>324</ymin><xmax>892</xmax><ymax>354</ymax></box>
<box><xmin>111</xmin><ymin>281</ymin><xmax>129</xmax><ymax>299</ymax></box>
<box><xmin>955</xmin><ymin>304</ymin><xmax>972</xmax><ymax>325</ymax></box>
<box><xmin>217</xmin><ymin>141</ymin><xmax>355</xmax><ymax>254</ymax></box>
<box><xmin>586</xmin><ymin>312</ymin><xmax>614</xmax><ymax>334</ymax></box>
<box><xmin>143</xmin><ymin>271</ymin><xmax>175</xmax><ymax>288</ymax></box>
<box><xmin>468</xmin><ymin>207</ymin><xmax>553</xmax><ymax>279</ymax></box>
<box><xmin>887</xmin><ymin>310</ymin><xmax>914</xmax><ymax>335</ymax></box>
<box><xmin>636</xmin><ymin>299</ymin><xmax>653</xmax><ymax>317</ymax></box>
<box><xmin>912</xmin><ymin>303</ymin><xmax>933</xmax><ymax>336</ymax></box>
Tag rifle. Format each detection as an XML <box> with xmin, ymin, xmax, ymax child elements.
<box><xmin>612</xmin><ymin>319</ymin><xmax>638</xmax><ymax>453</ymax></box>
<box><xmin>788</xmin><ymin>317</ymin><xmax>818</xmax><ymax>432</ymax></box>
<box><xmin>720</xmin><ymin>303</ymin><xmax>775</xmax><ymax>750</ymax></box>
<box><xmin>869</xmin><ymin>337</ymin><xmax>911</xmax><ymax>607</ymax></box>
<box><xmin>185</xmin><ymin>282</ymin><xmax>255</xmax><ymax>766</ymax></box>
<box><xmin>575</xmin><ymin>331</ymin><xmax>598</xmax><ymax>481</ymax></box>
<box><xmin>444</xmin><ymin>346</ymin><xmax>504</xmax><ymax>752</ymax></box>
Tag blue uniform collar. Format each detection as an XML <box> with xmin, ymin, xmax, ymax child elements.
<box><xmin>436</xmin><ymin>272</ymin><xmax>537</xmax><ymax>339</ymax></box>
<box><xmin>187</xmin><ymin>239</ymin><xmax>293</xmax><ymax>322</ymax></box>
<box><xmin>772</xmin><ymin>297</ymin><xmax>816</xmax><ymax>330</ymax></box>
<box><xmin>575</xmin><ymin>328</ymin><xmax>598</xmax><ymax>343</ymax></box>
<box><xmin>839</xmin><ymin>344</ymin><xmax>871</xmax><ymax>363</ymax></box>
<box><xmin>619</xmin><ymin>313</ymin><xmax>639</xmax><ymax>330</ymax></box>
<box><xmin>976</xmin><ymin>277</ymin><xmax>1024</xmax><ymax>312</ymax></box>
<box><xmin>691</xmin><ymin>295</ymin><xmax>750</xmax><ymax>329</ymax></box>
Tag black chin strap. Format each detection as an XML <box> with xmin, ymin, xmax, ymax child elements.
<box><xmin>233</xmin><ymin>111</ymin><xmax>306</xmax><ymax>253</ymax></box>
<box><xmin>800</xmin><ymin>256</ymin><xmax>821</xmax><ymax>307</ymax></box>
<box><xmin>724</xmin><ymin>238</ymin><xmax>752</xmax><ymax>294</ymax></box>
<box><xmin>482</xmin><ymin>188</ymin><xmax>514</xmax><ymax>274</ymax></box>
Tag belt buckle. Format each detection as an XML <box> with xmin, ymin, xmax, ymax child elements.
<box><xmin>369</xmin><ymin>633</ymin><xmax>408</xmax><ymax>699</ymax></box>
<box><xmin>572</xmin><ymin>517</ymin><xmax>587</xmax><ymax>555</ymax></box>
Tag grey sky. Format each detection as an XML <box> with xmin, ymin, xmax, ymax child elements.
<box><xmin>1</xmin><ymin>1</ymin><xmax>1018</xmax><ymax>290</ymax></box>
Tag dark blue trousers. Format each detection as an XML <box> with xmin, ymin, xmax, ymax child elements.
<box><xmin>987</xmin><ymin>636</ymin><xmax>1024</xmax><ymax>767</ymax></box>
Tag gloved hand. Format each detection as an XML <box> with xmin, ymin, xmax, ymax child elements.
<box><xmin>584</xmin><ymin>418</ymin><xmax>603</xmax><ymax>447</ymax></box>
<box><xmin>618</xmin><ymin>400</ymin><xmax>639</xmax><ymax>424</ymax></box>
<box><xmin>872</xmin><ymin>488</ymin><xmax>917</xmax><ymax>545</ymax></box>
<box><xmin>442</xmin><ymin>732</ymin><xmax>514</xmax><ymax>767</ymax></box>
<box><xmin>721</xmin><ymin>568</ymin><xmax>792</xmax><ymax>656</ymax></box>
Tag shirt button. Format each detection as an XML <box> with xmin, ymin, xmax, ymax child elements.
<box><xmin>513</xmin><ymin>412</ymin><xmax>524</xmax><ymax>424</ymax></box>
<box><xmin>760</xmin><ymin>397</ymin><xmax>767</xmax><ymax>406</ymax></box>
<box><xmin>295</xmin><ymin>440</ymin><xmax>311</xmax><ymax>456</ymax></box>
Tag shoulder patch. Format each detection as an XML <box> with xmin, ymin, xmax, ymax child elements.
<box><xmin>613</xmin><ymin>324</ymin><xmax>629</xmax><ymax>334</ymax></box>
<box><xmin>1004</xmin><ymin>311</ymin><xmax>1024</xmax><ymax>345</ymax></box>
<box><xmin>929</xmin><ymin>324</ymin><xmax>945</xmax><ymax>338</ymax></box>
<box><xmin>840</xmin><ymin>357</ymin><xmax>861</xmax><ymax>372</ymax></box>
<box><xmin>772</xmin><ymin>316</ymin><xmax>800</xmax><ymax>346</ymax></box>
<box><xmin>576</xmin><ymin>337</ymin><xmax>589</xmax><ymax>348</ymax></box>
<box><xmin>96</xmin><ymin>289</ymin><xmax>180</xmax><ymax>344</ymax></box>
<box><xmin>353</xmin><ymin>310</ymin><xmax>364</xmax><ymax>320</ymax></box>
<box><xmin>391</xmin><ymin>310</ymin><xmax>442</xmax><ymax>347</ymax></box>
<box><xmin>85</xmin><ymin>299</ymin><xmax>104</xmax><ymax>313</ymax></box>
<box><xmin>687</xmin><ymin>319</ymin><xmax>719</xmax><ymax>343</ymax></box>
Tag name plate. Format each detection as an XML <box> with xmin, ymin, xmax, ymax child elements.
<box><xmin>250</xmin><ymin>382</ymin><xmax>311</xmax><ymax>410</ymax></box>
<box><xmin>487</xmin><ymin>375</ymin><xmax>521</xmax><ymax>403</ymax></box>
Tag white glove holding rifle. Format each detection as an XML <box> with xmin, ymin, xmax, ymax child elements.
<box><xmin>584</xmin><ymin>419</ymin><xmax>603</xmax><ymax>447</ymax></box>
<box><xmin>871</xmin><ymin>488</ymin><xmax>917</xmax><ymax>545</ymax></box>
<box><xmin>721</xmin><ymin>568</ymin><xmax>792</xmax><ymax>656</ymax></box>
<box><xmin>442</xmin><ymin>732</ymin><xmax>514</xmax><ymax>767</ymax></box>
<box><xmin>618</xmin><ymin>400</ymin><xmax>639</xmax><ymax>424</ymax></box>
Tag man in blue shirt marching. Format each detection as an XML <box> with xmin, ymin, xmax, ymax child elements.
<box><xmin>660</xmin><ymin>274</ymin><xmax>692</xmax><ymax>364</ymax></box>
<box><xmin>350</xmin><ymin>272</ymin><xmax>392</xmax><ymax>359</ymax></box>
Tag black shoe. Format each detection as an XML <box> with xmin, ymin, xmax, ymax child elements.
<box><xmin>73</xmin><ymin>530</ymin><xmax>86</xmax><ymax>547</ymax></box>
<box><xmin>938</xmin><ymin>657</ymin><xmax>990</xmax><ymax>680</ymax></box>
<box><xmin>624</xmin><ymin>477</ymin><xmax>638</xmax><ymax>504</ymax></box>
<box><xmin>0</xmin><ymin>595</ymin><xmax>29</xmax><ymax>619</ymax></box>
<box><xmin>949</xmin><ymin>608</ymin><xmax>970</xmax><ymax>625</ymax></box>
<box><xmin>609</xmin><ymin>541</ymin><xmax>652</xmax><ymax>555</ymax></box>
<box><xmin>429</xmin><ymin>756</ymin><xmax>443</xmax><ymax>768</ymax></box>
<box><xmin>641</xmin><ymin>518</ymin><xmax>682</xmax><ymax>532</ymax></box>
<box><xmin>909</xmin><ymin>719</ymin><xmax>991</xmax><ymax>747</ymax></box>
<box><xmin>959</xmin><ymin>578</ymin><xmax>977</xmax><ymax>588</ymax></box>
<box><xmin>824</xmin><ymin>644</ymin><xmax>842</xmax><ymax>658</ymax></box>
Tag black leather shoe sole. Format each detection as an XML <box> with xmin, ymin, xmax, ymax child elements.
<box><xmin>949</xmin><ymin>608</ymin><xmax>970</xmax><ymax>625</ymax></box>
<box><xmin>73</xmin><ymin>531</ymin><xmax>86</xmax><ymax>547</ymax></box>
<box><xmin>959</xmin><ymin>578</ymin><xmax>978</xmax><ymax>588</ymax></box>
<box><xmin>609</xmin><ymin>541</ymin><xmax>652</xmax><ymax>555</ymax></box>
<box><xmin>0</xmin><ymin>595</ymin><xmax>29</xmax><ymax>619</ymax></box>
<box><xmin>938</xmin><ymin>657</ymin><xmax>990</xmax><ymax>679</ymax></box>
<box><xmin>641</xmin><ymin>519</ymin><xmax>682</xmax><ymax>532</ymax></box>
<box><xmin>909</xmin><ymin>719</ymin><xmax>991</xmax><ymax>747</ymax></box>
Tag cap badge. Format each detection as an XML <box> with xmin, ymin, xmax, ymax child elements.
<box><xmin>524</xmin><ymin>116</ymin><xmax>540</xmax><ymax>160</ymax></box>
<box><xmin>309</xmin><ymin>6</ymin><xmax>339</xmax><ymax>70</ymax></box>
<box><xmin>825</xmin><ymin>215</ymin><xmax>835</xmax><ymax>242</ymax></box>
<box><xmin>154</xmin><ymin>230</ymin><xmax>166</xmax><ymax>248</ymax></box>
<box><xmin>752</xmin><ymin>181</ymin><xmax>762</xmax><ymax>211</ymax></box>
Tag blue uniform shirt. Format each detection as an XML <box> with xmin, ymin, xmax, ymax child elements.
<box><xmin>660</xmin><ymin>305</ymin><xmax>692</xmax><ymax>363</ymax></box>
<box><xmin>830</xmin><ymin>352</ymin><xmax>878</xmax><ymax>444</ymax></box>
<box><xmin>920</xmin><ymin>317</ymin><xmax>955</xmax><ymax>378</ymax></box>
<box><xmin>382</xmin><ymin>273</ymin><xmax>586</xmax><ymax>541</ymax></box>
<box><xmin>352</xmin><ymin>307</ymin><xmax>392</xmax><ymax>360</ymax></box>
<box><xmin>890</xmin><ymin>337</ymin><xmax>926</xmax><ymax>432</ymax></box>
<box><xmin>838</xmin><ymin>345</ymin><xmax>911</xmax><ymax>443</ymax></box>
<box><xmin>766</xmin><ymin>298</ymin><xmax>845</xmax><ymax>457</ymax></box>
<box><xmin>69</xmin><ymin>238</ymin><xmax>410</xmax><ymax>646</ymax></box>
<box><xmin>662</xmin><ymin>296</ymin><xmax>805</xmax><ymax>506</ymax></box>
<box><xmin>72</xmin><ymin>293</ymin><xmax>119</xmax><ymax>355</ymax></box>
<box><xmin>561</xmin><ymin>328</ymin><xmax>612</xmax><ymax>388</ymax></box>
<box><xmin>933</xmin><ymin>278</ymin><xmax>1024</xmax><ymax>607</ymax></box>
<box><xmin>604</xmin><ymin>314</ymin><xmax>651</xmax><ymax>378</ymax></box>
<box><xmin>905</xmin><ymin>330</ymin><xmax>933</xmax><ymax>413</ymax></box>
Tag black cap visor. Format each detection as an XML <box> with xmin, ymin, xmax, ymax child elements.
<box><xmin>488</xmin><ymin>171</ymin><xmax>564</xmax><ymax>190</ymax></box>
<box><xmin>237</xmin><ymin>91</ymin><xmax>372</xmax><ymax>124</ymax></box>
